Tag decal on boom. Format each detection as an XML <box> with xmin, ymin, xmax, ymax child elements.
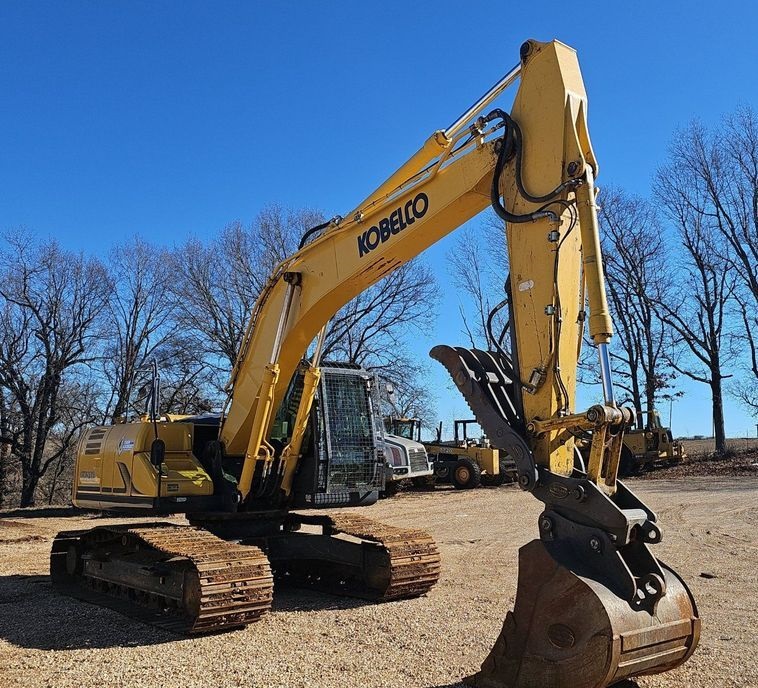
<box><xmin>357</xmin><ymin>192</ymin><xmax>429</xmax><ymax>257</ymax></box>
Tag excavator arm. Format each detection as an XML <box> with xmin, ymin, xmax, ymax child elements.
<box><xmin>219</xmin><ymin>89</ymin><xmax>504</xmax><ymax>498</ymax></box>
<box><xmin>219</xmin><ymin>40</ymin><xmax>598</xmax><ymax>496</ymax></box>
<box><xmin>216</xmin><ymin>38</ymin><xmax>699</xmax><ymax>688</ymax></box>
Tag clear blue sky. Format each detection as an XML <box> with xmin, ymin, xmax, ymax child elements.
<box><xmin>2</xmin><ymin>2</ymin><xmax>757</xmax><ymax>438</ymax></box>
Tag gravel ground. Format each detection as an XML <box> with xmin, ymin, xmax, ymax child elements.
<box><xmin>0</xmin><ymin>477</ymin><xmax>756</xmax><ymax>688</ymax></box>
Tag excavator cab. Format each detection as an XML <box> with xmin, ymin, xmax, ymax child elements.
<box><xmin>280</xmin><ymin>362</ymin><xmax>385</xmax><ymax>508</ymax></box>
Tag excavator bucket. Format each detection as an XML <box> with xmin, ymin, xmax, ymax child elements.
<box><xmin>471</xmin><ymin>541</ymin><xmax>699</xmax><ymax>688</ymax></box>
<box><xmin>430</xmin><ymin>345</ymin><xmax>700</xmax><ymax>688</ymax></box>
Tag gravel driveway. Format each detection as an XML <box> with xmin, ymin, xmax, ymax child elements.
<box><xmin>0</xmin><ymin>477</ymin><xmax>755</xmax><ymax>688</ymax></box>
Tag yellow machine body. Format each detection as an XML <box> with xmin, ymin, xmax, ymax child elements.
<box><xmin>426</xmin><ymin>443</ymin><xmax>502</xmax><ymax>489</ymax></box>
<box><xmin>624</xmin><ymin>410</ymin><xmax>686</xmax><ymax>467</ymax></box>
<box><xmin>625</xmin><ymin>428</ymin><xmax>685</xmax><ymax>462</ymax></box>
<box><xmin>428</xmin><ymin>443</ymin><xmax>500</xmax><ymax>476</ymax></box>
<box><xmin>213</xmin><ymin>40</ymin><xmax>698</xmax><ymax>687</ymax></box>
<box><xmin>72</xmin><ymin>421</ymin><xmax>213</xmax><ymax>510</ymax></box>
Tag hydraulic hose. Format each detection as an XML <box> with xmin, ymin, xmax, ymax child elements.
<box><xmin>488</xmin><ymin>110</ymin><xmax>580</xmax><ymax>224</ymax></box>
<box><xmin>298</xmin><ymin>220</ymin><xmax>332</xmax><ymax>250</ymax></box>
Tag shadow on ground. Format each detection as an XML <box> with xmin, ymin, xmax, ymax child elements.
<box><xmin>0</xmin><ymin>506</ymin><xmax>90</xmax><ymax>519</ymax></box>
<box><xmin>272</xmin><ymin>585</ymin><xmax>379</xmax><ymax>613</ymax></box>
<box><xmin>0</xmin><ymin>573</ymin><xmax>386</xmax><ymax>650</ymax></box>
<box><xmin>428</xmin><ymin>681</ymin><xmax>640</xmax><ymax>688</ymax></box>
<box><xmin>0</xmin><ymin>574</ymin><xmax>180</xmax><ymax>650</ymax></box>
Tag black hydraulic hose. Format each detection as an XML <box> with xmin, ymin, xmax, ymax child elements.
<box><xmin>486</xmin><ymin>297</ymin><xmax>510</xmax><ymax>351</ymax></box>
<box><xmin>490</xmin><ymin>131</ymin><xmax>556</xmax><ymax>224</ymax></box>
<box><xmin>489</xmin><ymin>110</ymin><xmax>581</xmax><ymax>225</ymax></box>
<box><xmin>298</xmin><ymin>219</ymin><xmax>332</xmax><ymax>250</ymax></box>
<box><xmin>503</xmin><ymin>112</ymin><xmax>581</xmax><ymax>204</ymax></box>
<box><xmin>486</xmin><ymin>290</ymin><xmax>526</xmax><ymax>393</ymax></box>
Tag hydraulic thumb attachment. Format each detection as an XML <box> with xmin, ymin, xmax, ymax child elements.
<box><xmin>431</xmin><ymin>345</ymin><xmax>700</xmax><ymax>688</ymax></box>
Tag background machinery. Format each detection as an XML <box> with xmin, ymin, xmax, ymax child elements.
<box><xmin>384</xmin><ymin>416</ymin><xmax>515</xmax><ymax>489</ymax></box>
<box><xmin>621</xmin><ymin>409</ymin><xmax>686</xmax><ymax>474</ymax></box>
<box><xmin>53</xmin><ymin>38</ymin><xmax>698</xmax><ymax>688</ymax></box>
<box><xmin>380</xmin><ymin>418</ymin><xmax>434</xmax><ymax>494</ymax></box>
<box><xmin>577</xmin><ymin>409</ymin><xmax>686</xmax><ymax>477</ymax></box>
<box><xmin>425</xmin><ymin>419</ymin><xmax>516</xmax><ymax>488</ymax></box>
<box><xmin>382</xmin><ymin>416</ymin><xmax>436</xmax><ymax>491</ymax></box>
<box><xmin>381</xmin><ymin>387</ymin><xmax>435</xmax><ymax>493</ymax></box>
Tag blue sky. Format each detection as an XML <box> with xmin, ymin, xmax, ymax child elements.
<box><xmin>2</xmin><ymin>2</ymin><xmax>757</xmax><ymax>438</ymax></box>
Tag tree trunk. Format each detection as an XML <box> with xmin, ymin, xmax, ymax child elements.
<box><xmin>20</xmin><ymin>468</ymin><xmax>37</xmax><ymax>507</ymax></box>
<box><xmin>645</xmin><ymin>381</ymin><xmax>657</xmax><ymax>429</ymax></box>
<box><xmin>0</xmin><ymin>443</ymin><xmax>8</xmax><ymax>508</ymax></box>
<box><xmin>710</xmin><ymin>375</ymin><xmax>727</xmax><ymax>455</ymax></box>
<box><xmin>46</xmin><ymin>454</ymin><xmax>66</xmax><ymax>505</ymax></box>
<box><xmin>0</xmin><ymin>390</ymin><xmax>7</xmax><ymax>508</ymax></box>
<box><xmin>631</xmin><ymin>373</ymin><xmax>644</xmax><ymax>429</ymax></box>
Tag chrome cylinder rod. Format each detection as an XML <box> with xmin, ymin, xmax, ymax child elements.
<box><xmin>598</xmin><ymin>342</ymin><xmax>616</xmax><ymax>407</ymax></box>
<box><xmin>270</xmin><ymin>280</ymin><xmax>298</xmax><ymax>364</ymax></box>
<box><xmin>444</xmin><ymin>63</ymin><xmax>521</xmax><ymax>138</ymax></box>
<box><xmin>311</xmin><ymin>324</ymin><xmax>328</xmax><ymax>366</ymax></box>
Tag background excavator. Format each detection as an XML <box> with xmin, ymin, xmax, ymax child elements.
<box><xmin>51</xmin><ymin>39</ymin><xmax>699</xmax><ymax>688</ymax></box>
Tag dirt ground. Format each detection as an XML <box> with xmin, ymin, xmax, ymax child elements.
<box><xmin>0</xmin><ymin>477</ymin><xmax>756</xmax><ymax>688</ymax></box>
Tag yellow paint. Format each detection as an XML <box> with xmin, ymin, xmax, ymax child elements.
<box><xmin>72</xmin><ymin>422</ymin><xmax>213</xmax><ymax>509</ymax></box>
<box><xmin>219</xmin><ymin>38</ymin><xmax>619</xmax><ymax>497</ymax></box>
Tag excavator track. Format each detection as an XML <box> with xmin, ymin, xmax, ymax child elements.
<box><xmin>51</xmin><ymin>523</ymin><xmax>273</xmax><ymax>634</ymax></box>
<box><xmin>272</xmin><ymin>512</ymin><xmax>441</xmax><ymax>601</ymax></box>
<box><xmin>327</xmin><ymin>513</ymin><xmax>441</xmax><ymax>599</ymax></box>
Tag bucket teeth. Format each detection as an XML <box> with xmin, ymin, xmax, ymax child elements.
<box><xmin>430</xmin><ymin>345</ymin><xmax>536</xmax><ymax>486</ymax></box>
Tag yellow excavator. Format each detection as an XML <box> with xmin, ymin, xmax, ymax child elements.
<box><xmin>51</xmin><ymin>39</ymin><xmax>699</xmax><ymax>688</ymax></box>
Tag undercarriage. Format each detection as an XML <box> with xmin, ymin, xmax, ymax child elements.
<box><xmin>51</xmin><ymin>512</ymin><xmax>440</xmax><ymax>633</ymax></box>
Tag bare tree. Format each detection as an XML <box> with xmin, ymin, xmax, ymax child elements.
<box><xmin>0</xmin><ymin>232</ymin><xmax>109</xmax><ymax>506</ymax></box>
<box><xmin>38</xmin><ymin>376</ymin><xmax>102</xmax><ymax>505</ymax></box>
<box><xmin>731</xmin><ymin>292</ymin><xmax>758</xmax><ymax>417</ymax></box>
<box><xmin>719</xmin><ymin>109</ymin><xmax>758</xmax><ymax>336</ymax></box>
<box><xmin>103</xmin><ymin>237</ymin><xmax>175</xmax><ymax>420</ymax></box>
<box><xmin>0</xmin><ymin>386</ymin><xmax>16</xmax><ymax>507</ymax></box>
<box><xmin>654</xmin><ymin>140</ymin><xmax>737</xmax><ymax>453</ymax></box>
<box><xmin>599</xmin><ymin>188</ymin><xmax>677</xmax><ymax>425</ymax></box>
<box><xmin>659</xmin><ymin>112</ymin><xmax>758</xmax><ymax>418</ymax></box>
<box><xmin>158</xmin><ymin>332</ymin><xmax>219</xmax><ymax>413</ymax></box>
<box><xmin>378</xmin><ymin>360</ymin><xmax>438</xmax><ymax>429</ymax></box>
<box><xmin>172</xmin><ymin>206</ymin><xmax>323</xmax><ymax>374</ymax></box>
<box><xmin>98</xmin><ymin>236</ymin><xmax>214</xmax><ymax>421</ymax></box>
<box><xmin>722</xmin><ymin>109</ymin><xmax>758</xmax><ymax>414</ymax></box>
<box><xmin>321</xmin><ymin>259</ymin><xmax>439</xmax><ymax>426</ymax></box>
<box><xmin>322</xmin><ymin>261</ymin><xmax>437</xmax><ymax>366</ymax></box>
<box><xmin>446</xmin><ymin>212</ymin><xmax>509</xmax><ymax>348</ymax></box>
<box><xmin>174</xmin><ymin>205</ymin><xmax>439</xmax><ymax>412</ymax></box>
